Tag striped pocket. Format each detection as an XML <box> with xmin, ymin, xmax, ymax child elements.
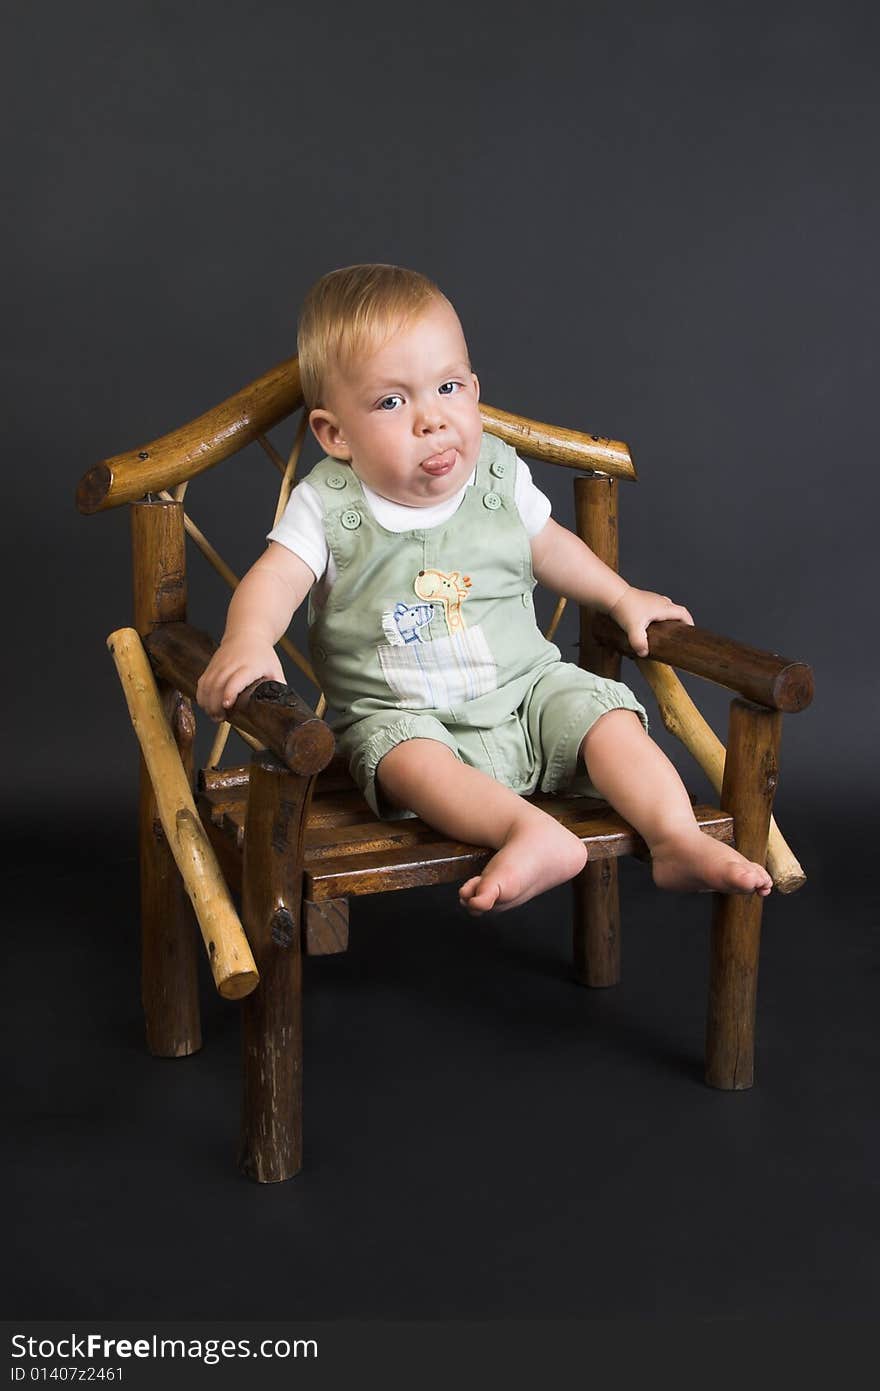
<box><xmin>377</xmin><ymin>624</ymin><xmax>497</xmax><ymax>708</ymax></box>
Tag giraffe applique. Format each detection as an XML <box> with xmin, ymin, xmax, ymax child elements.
<box><xmin>413</xmin><ymin>569</ymin><xmax>472</xmax><ymax>637</ymax></box>
<box><xmin>375</xmin><ymin>567</ymin><xmax>496</xmax><ymax>709</ymax></box>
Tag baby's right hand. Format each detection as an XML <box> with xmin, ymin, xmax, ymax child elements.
<box><xmin>195</xmin><ymin>635</ymin><xmax>285</xmax><ymax>722</ymax></box>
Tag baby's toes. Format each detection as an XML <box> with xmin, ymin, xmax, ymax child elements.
<box><xmin>746</xmin><ymin>859</ymin><xmax>771</xmax><ymax>887</ymax></box>
<box><xmin>464</xmin><ymin>878</ymin><xmax>502</xmax><ymax>914</ymax></box>
<box><xmin>725</xmin><ymin>861</ymin><xmax>760</xmax><ymax>893</ymax></box>
<box><xmin>459</xmin><ymin>877</ymin><xmax>492</xmax><ymax>915</ymax></box>
<box><xmin>740</xmin><ymin>861</ymin><xmax>772</xmax><ymax>895</ymax></box>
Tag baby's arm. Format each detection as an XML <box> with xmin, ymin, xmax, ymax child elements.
<box><xmin>196</xmin><ymin>542</ymin><xmax>316</xmax><ymax>720</ymax></box>
<box><xmin>530</xmin><ymin>518</ymin><xmax>693</xmax><ymax>657</ymax></box>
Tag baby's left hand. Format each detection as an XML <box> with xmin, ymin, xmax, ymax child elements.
<box><xmin>607</xmin><ymin>586</ymin><xmax>694</xmax><ymax>658</ymax></box>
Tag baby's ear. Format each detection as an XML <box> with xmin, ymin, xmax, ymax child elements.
<box><xmin>309</xmin><ymin>408</ymin><xmax>351</xmax><ymax>460</ymax></box>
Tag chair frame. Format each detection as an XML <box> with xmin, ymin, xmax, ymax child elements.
<box><xmin>79</xmin><ymin>356</ymin><xmax>814</xmax><ymax>1182</ymax></box>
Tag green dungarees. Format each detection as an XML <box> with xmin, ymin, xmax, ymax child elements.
<box><xmin>305</xmin><ymin>432</ymin><xmax>649</xmax><ymax>818</ymax></box>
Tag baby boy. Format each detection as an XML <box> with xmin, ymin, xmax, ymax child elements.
<box><xmin>196</xmin><ymin>264</ymin><xmax>772</xmax><ymax>912</ymax></box>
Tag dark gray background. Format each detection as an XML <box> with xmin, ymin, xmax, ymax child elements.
<box><xmin>5</xmin><ymin>0</ymin><xmax>878</xmax><ymax>1344</ymax></box>
<box><xmin>8</xmin><ymin>0</ymin><xmax>875</xmax><ymax>804</ymax></box>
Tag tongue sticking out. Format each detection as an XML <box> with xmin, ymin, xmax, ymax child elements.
<box><xmin>421</xmin><ymin>449</ymin><xmax>456</xmax><ymax>475</ymax></box>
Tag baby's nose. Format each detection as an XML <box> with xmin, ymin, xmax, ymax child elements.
<box><xmin>415</xmin><ymin>401</ymin><xmax>446</xmax><ymax>431</ymax></box>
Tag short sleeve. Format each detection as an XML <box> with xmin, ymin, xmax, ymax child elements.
<box><xmin>513</xmin><ymin>455</ymin><xmax>552</xmax><ymax>538</ymax></box>
<box><xmin>266</xmin><ymin>480</ymin><xmax>328</xmax><ymax>582</ymax></box>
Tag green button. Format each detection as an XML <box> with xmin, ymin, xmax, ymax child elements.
<box><xmin>483</xmin><ymin>492</ymin><xmax>502</xmax><ymax>510</ymax></box>
<box><xmin>490</xmin><ymin>459</ymin><xmax>507</xmax><ymax>478</ymax></box>
<box><xmin>327</xmin><ymin>474</ymin><xmax>348</xmax><ymax>490</ymax></box>
<box><xmin>341</xmin><ymin>509</ymin><xmax>362</xmax><ymax>529</ymax></box>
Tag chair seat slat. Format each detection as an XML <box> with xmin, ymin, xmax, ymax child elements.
<box><xmin>197</xmin><ymin>785</ymin><xmax>732</xmax><ymax>901</ymax></box>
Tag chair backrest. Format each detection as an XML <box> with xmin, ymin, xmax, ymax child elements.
<box><xmin>76</xmin><ymin>355</ymin><xmax>636</xmax><ymax>513</ymax></box>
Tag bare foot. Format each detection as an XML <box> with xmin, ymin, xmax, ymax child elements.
<box><xmin>651</xmin><ymin>827</ymin><xmax>772</xmax><ymax>896</ymax></box>
<box><xmin>459</xmin><ymin>814</ymin><xmax>588</xmax><ymax>915</ymax></box>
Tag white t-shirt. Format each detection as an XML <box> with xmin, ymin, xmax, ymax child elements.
<box><xmin>267</xmin><ymin>455</ymin><xmax>552</xmax><ymax>604</ymax></box>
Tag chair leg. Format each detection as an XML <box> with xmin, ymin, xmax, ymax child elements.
<box><xmin>239</xmin><ymin>751</ymin><xmax>313</xmax><ymax>1182</ymax></box>
<box><xmin>572</xmin><ymin>856</ymin><xmax>621</xmax><ymax>987</ymax></box>
<box><xmin>138</xmin><ymin>689</ymin><xmax>202</xmax><ymax>1057</ymax></box>
<box><xmin>132</xmin><ymin>497</ymin><xmax>201</xmax><ymax>1058</ymax></box>
<box><xmin>705</xmin><ymin>698</ymin><xmax>782</xmax><ymax>1090</ymax></box>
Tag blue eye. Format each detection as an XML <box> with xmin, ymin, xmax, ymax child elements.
<box><xmin>438</xmin><ymin>381</ymin><xmax>460</xmax><ymax>395</ymax></box>
<box><xmin>379</xmin><ymin>395</ymin><xmax>403</xmax><ymax>410</ymax></box>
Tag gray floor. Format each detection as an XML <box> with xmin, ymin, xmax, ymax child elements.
<box><xmin>5</xmin><ymin>795</ymin><xmax>877</xmax><ymax>1323</ymax></box>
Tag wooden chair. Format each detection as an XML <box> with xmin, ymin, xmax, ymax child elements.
<box><xmin>77</xmin><ymin>356</ymin><xmax>814</xmax><ymax>1183</ymax></box>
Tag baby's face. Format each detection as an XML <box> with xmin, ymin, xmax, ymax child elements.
<box><xmin>309</xmin><ymin>298</ymin><xmax>483</xmax><ymax>507</ymax></box>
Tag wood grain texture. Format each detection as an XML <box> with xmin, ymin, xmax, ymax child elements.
<box><xmin>705</xmin><ymin>698</ymin><xmax>782</xmax><ymax>1090</ymax></box>
<box><xmin>144</xmin><ymin>622</ymin><xmax>335</xmax><ymax>776</ymax></box>
<box><xmin>636</xmin><ymin>656</ymin><xmax>805</xmax><ymax>892</ymax></box>
<box><xmin>593</xmin><ymin>613</ymin><xmax>814</xmax><ymax>713</ymax></box>
<box><xmin>239</xmin><ymin>752</ymin><xmax>316</xmax><ymax>1182</ymax></box>
<box><xmin>303</xmin><ymin>899</ymin><xmax>350</xmax><ymax>955</ymax></box>
<box><xmin>131</xmin><ymin>500</ymin><xmax>201</xmax><ymax>1055</ymax></box>
<box><xmin>479</xmin><ymin>403</ymin><xmax>635</xmax><ymax>477</ymax></box>
<box><xmin>199</xmin><ymin>765</ymin><xmax>251</xmax><ymax>793</ymax></box>
<box><xmin>196</xmin><ymin>776</ymin><xmax>734</xmax><ymax>903</ymax></box>
<box><xmin>572</xmin><ymin>857</ymin><xmax>620</xmax><ymax>987</ymax></box>
<box><xmin>109</xmin><ymin>627</ymin><xmax>259</xmax><ymax>1000</ymax></box>
<box><xmin>131</xmin><ymin>499</ymin><xmax>188</xmax><ymax>632</ymax></box>
<box><xmin>76</xmin><ymin>350</ymin><xmax>635</xmax><ymax>513</ymax></box>
<box><xmin>77</xmin><ymin>356</ymin><xmax>304</xmax><ymax>513</ymax></box>
<box><xmin>574</xmin><ymin>474</ymin><xmax>622</xmax><ymax>682</ymax></box>
<box><xmin>302</xmin><ymin>805</ymin><xmax>732</xmax><ymax>901</ymax></box>
<box><xmin>573</xmin><ymin>473</ymin><xmax>623</xmax><ymax>985</ymax></box>
<box><xmin>137</xmin><ymin>692</ymin><xmax>202</xmax><ymax>1055</ymax></box>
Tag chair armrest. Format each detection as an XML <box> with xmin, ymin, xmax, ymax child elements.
<box><xmin>592</xmin><ymin>613</ymin><xmax>814</xmax><ymax>713</ymax></box>
<box><xmin>143</xmin><ymin>621</ymin><xmax>335</xmax><ymax>775</ymax></box>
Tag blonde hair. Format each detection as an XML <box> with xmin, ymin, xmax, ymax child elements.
<box><xmin>297</xmin><ymin>263</ymin><xmax>450</xmax><ymax>410</ymax></box>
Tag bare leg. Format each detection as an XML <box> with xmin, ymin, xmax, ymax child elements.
<box><xmin>377</xmin><ymin>739</ymin><xmax>587</xmax><ymax>915</ymax></box>
<box><xmin>580</xmin><ymin>710</ymin><xmax>772</xmax><ymax>896</ymax></box>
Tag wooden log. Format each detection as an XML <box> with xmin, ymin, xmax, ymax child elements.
<box><xmin>575</xmin><ymin>475</ymin><xmax>621</xmax><ymax>682</ymax></box>
<box><xmin>593</xmin><ymin>612</ymin><xmax>814</xmax><ymax>713</ymax></box>
<box><xmin>572</xmin><ymin>858</ymin><xmax>620</xmax><ymax>986</ymax></box>
<box><xmin>144</xmin><ymin>621</ymin><xmax>334</xmax><ymax>776</ymax></box>
<box><xmin>199</xmin><ymin>764</ymin><xmax>251</xmax><ymax>793</ymax></box>
<box><xmin>77</xmin><ymin>356</ymin><xmax>304</xmax><ymax>513</ymax></box>
<box><xmin>301</xmin><ymin>808</ymin><xmax>730</xmax><ymax>901</ymax></box>
<box><xmin>76</xmin><ymin>349</ymin><xmax>634</xmax><ymax>515</ymax></box>
<box><xmin>480</xmin><ymin>405</ymin><xmax>636</xmax><ymax>478</ymax></box>
<box><xmin>303</xmin><ymin>899</ymin><xmax>350</xmax><ymax>955</ymax></box>
<box><xmin>131</xmin><ymin>498</ymin><xmax>201</xmax><ymax>1057</ymax></box>
<box><xmin>572</xmin><ymin>473</ymin><xmax>622</xmax><ymax>986</ymax></box>
<box><xmin>138</xmin><ymin>692</ymin><xmax>202</xmax><ymax>1056</ymax></box>
<box><xmin>131</xmin><ymin>498</ymin><xmax>187</xmax><ymax>631</ymax></box>
<box><xmin>705</xmin><ymin>698</ymin><xmax>782</xmax><ymax>1090</ymax></box>
<box><xmin>636</xmin><ymin>657</ymin><xmax>805</xmax><ymax>893</ymax></box>
<box><xmin>239</xmin><ymin>750</ymin><xmax>315</xmax><ymax>1182</ymax></box>
<box><xmin>544</xmin><ymin>595</ymin><xmax>567</xmax><ymax>643</ymax></box>
<box><xmin>108</xmin><ymin>626</ymin><xmax>259</xmax><ymax>1000</ymax></box>
<box><xmin>200</xmin><ymin>809</ymin><xmax>243</xmax><ymax>897</ymax></box>
<box><xmin>207</xmin><ymin>720</ymin><xmax>232</xmax><ymax>770</ymax></box>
